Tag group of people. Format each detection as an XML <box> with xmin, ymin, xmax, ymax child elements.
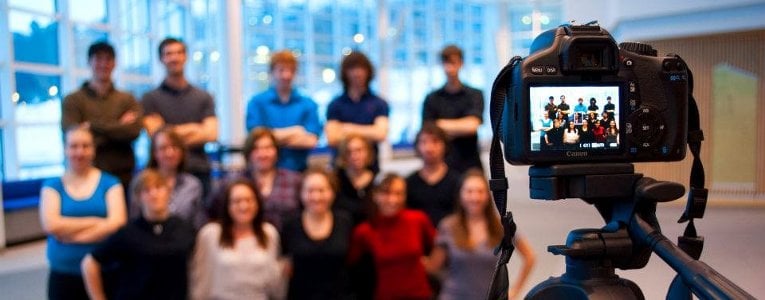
<box><xmin>41</xmin><ymin>40</ymin><xmax>536</xmax><ymax>300</ymax></box>
<box><xmin>538</xmin><ymin>95</ymin><xmax>619</xmax><ymax>149</ymax></box>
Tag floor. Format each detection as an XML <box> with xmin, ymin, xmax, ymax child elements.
<box><xmin>2</xmin><ymin>162</ymin><xmax>764</xmax><ymax>299</ymax></box>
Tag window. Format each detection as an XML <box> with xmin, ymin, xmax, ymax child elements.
<box><xmin>10</xmin><ymin>11</ymin><xmax>59</xmax><ymax>65</ymax></box>
<box><xmin>1</xmin><ymin>0</ymin><xmax>226</xmax><ymax>180</ymax></box>
<box><xmin>508</xmin><ymin>1</ymin><xmax>562</xmax><ymax>56</ymax></box>
<box><xmin>1</xmin><ymin>0</ymin><xmax>562</xmax><ymax>180</ymax></box>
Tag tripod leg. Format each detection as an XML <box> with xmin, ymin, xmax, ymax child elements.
<box><xmin>667</xmin><ymin>276</ymin><xmax>692</xmax><ymax>300</ymax></box>
<box><xmin>630</xmin><ymin>215</ymin><xmax>755</xmax><ymax>299</ymax></box>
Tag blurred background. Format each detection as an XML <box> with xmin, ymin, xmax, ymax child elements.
<box><xmin>1</xmin><ymin>0</ymin><xmax>764</xmax><ymax>298</ymax></box>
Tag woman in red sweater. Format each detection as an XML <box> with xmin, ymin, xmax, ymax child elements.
<box><xmin>348</xmin><ymin>173</ymin><xmax>436</xmax><ymax>300</ymax></box>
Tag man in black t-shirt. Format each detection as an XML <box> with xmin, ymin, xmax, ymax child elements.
<box><xmin>422</xmin><ymin>45</ymin><xmax>484</xmax><ymax>173</ymax></box>
<box><xmin>603</xmin><ymin>96</ymin><xmax>615</xmax><ymax>114</ymax></box>
<box><xmin>406</xmin><ymin>123</ymin><xmax>461</xmax><ymax>226</ymax></box>
<box><xmin>544</xmin><ymin>96</ymin><xmax>558</xmax><ymax>120</ymax></box>
<box><xmin>557</xmin><ymin>95</ymin><xmax>571</xmax><ymax>121</ymax></box>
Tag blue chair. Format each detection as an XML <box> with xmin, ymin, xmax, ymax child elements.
<box><xmin>2</xmin><ymin>178</ymin><xmax>48</xmax><ymax>245</ymax></box>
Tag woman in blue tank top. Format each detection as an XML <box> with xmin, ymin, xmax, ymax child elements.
<box><xmin>39</xmin><ymin>126</ymin><xmax>127</xmax><ymax>300</ymax></box>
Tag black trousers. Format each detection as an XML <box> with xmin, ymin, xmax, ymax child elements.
<box><xmin>48</xmin><ymin>271</ymin><xmax>88</xmax><ymax>300</ymax></box>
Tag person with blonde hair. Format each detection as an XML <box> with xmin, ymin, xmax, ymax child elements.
<box><xmin>245</xmin><ymin>50</ymin><xmax>322</xmax><ymax>172</ymax></box>
<box><xmin>40</xmin><ymin>126</ymin><xmax>127</xmax><ymax>300</ymax></box>
<box><xmin>426</xmin><ymin>169</ymin><xmax>535</xmax><ymax>300</ymax></box>
<box><xmin>333</xmin><ymin>134</ymin><xmax>376</xmax><ymax>225</ymax></box>
<box><xmin>81</xmin><ymin>169</ymin><xmax>196</xmax><ymax>300</ymax></box>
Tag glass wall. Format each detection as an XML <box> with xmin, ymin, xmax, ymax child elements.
<box><xmin>0</xmin><ymin>0</ymin><xmax>562</xmax><ymax>180</ymax></box>
<box><xmin>0</xmin><ymin>0</ymin><xmax>227</xmax><ymax>180</ymax></box>
<box><xmin>240</xmin><ymin>0</ymin><xmax>562</xmax><ymax>148</ymax></box>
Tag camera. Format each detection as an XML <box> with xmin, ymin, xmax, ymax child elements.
<box><xmin>501</xmin><ymin>24</ymin><xmax>689</xmax><ymax>165</ymax></box>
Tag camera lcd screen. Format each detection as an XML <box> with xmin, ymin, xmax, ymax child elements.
<box><xmin>529</xmin><ymin>85</ymin><xmax>620</xmax><ymax>153</ymax></box>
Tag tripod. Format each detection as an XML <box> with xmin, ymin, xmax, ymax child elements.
<box><xmin>523</xmin><ymin>164</ymin><xmax>754</xmax><ymax>300</ymax></box>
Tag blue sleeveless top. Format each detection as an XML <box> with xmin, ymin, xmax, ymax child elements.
<box><xmin>44</xmin><ymin>171</ymin><xmax>120</xmax><ymax>274</ymax></box>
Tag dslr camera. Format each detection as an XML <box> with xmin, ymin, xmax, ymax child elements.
<box><xmin>502</xmin><ymin>24</ymin><xmax>689</xmax><ymax>165</ymax></box>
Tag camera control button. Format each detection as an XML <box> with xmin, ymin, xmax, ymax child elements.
<box><xmin>663</xmin><ymin>60</ymin><xmax>673</xmax><ymax>71</ymax></box>
<box><xmin>628</xmin><ymin>109</ymin><xmax>664</xmax><ymax>146</ymax></box>
<box><xmin>629</xmin><ymin>81</ymin><xmax>637</xmax><ymax>93</ymax></box>
<box><xmin>544</xmin><ymin>66</ymin><xmax>558</xmax><ymax>74</ymax></box>
<box><xmin>623</xmin><ymin>58</ymin><xmax>634</xmax><ymax>67</ymax></box>
<box><xmin>531</xmin><ymin>66</ymin><xmax>544</xmax><ymax>75</ymax></box>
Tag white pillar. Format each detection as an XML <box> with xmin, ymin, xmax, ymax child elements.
<box><xmin>222</xmin><ymin>0</ymin><xmax>244</xmax><ymax>146</ymax></box>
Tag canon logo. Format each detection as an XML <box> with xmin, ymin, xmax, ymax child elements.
<box><xmin>566</xmin><ymin>151</ymin><xmax>588</xmax><ymax>157</ymax></box>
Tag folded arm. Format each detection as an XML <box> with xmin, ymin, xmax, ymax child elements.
<box><xmin>435</xmin><ymin>116</ymin><xmax>481</xmax><ymax>137</ymax></box>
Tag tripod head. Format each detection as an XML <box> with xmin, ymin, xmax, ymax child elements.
<box><xmin>524</xmin><ymin>164</ymin><xmax>754</xmax><ymax>300</ymax></box>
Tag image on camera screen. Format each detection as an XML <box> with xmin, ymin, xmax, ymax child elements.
<box><xmin>529</xmin><ymin>85</ymin><xmax>620</xmax><ymax>152</ymax></box>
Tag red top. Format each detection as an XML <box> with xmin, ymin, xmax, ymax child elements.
<box><xmin>592</xmin><ymin>125</ymin><xmax>607</xmax><ymax>142</ymax></box>
<box><xmin>349</xmin><ymin>209</ymin><xmax>436</xmax><ymax>300</ymax></box>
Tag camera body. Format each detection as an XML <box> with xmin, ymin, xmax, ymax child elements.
<box><xmin>502</xmin><ymin>24</ymin><xmax>689</xmax><ymax>165</ymax></box>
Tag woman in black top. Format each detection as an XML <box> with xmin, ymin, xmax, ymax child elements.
<box><xmin>282</xmin><ymin>168</ymin><xmax>354</xmax><ymax>299</ymax></box>
<box><xmin>82</xmin><ymin>169</ymin><xmax>196</xmax><ymax>300</ymax></box>
<box><xmin>333</xmin><ymin>134</ymin><xmax>376</xmax><ymax>225</ymax></box>
<box><xmin>578</xmin><ymin>119</ymin><xmax>595</xmax><ymax>144</ymax></box>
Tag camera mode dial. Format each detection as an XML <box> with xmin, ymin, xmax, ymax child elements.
<box><xmin>619</xmin><ymin>42</ymin><xmax>657</xmax><ymax>57</ymax></box>
<box><xmin>627</xmin><ymin>106</ymin><xmax>665</xmax><ymax>148</ymax></box>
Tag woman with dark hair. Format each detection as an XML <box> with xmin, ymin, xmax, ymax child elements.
<box><xmin>333</xmin><ymin>133</ymin><xmax>377</xmax><ymax>225</ymax></box>
<box><xmin>281</xmin><ymin>168</ymin><xmax>354</xmax><ymax>299</ymax></box>
<box><xmin>349</xmin><ymin>173</ymin><xmax>436</xmax><ymax>300</ymax></box>
<box><xmin>191</xmin><ymin>179</ymin><xmax>284</xmax><ymax>299</ymax></box>
<box><xmin>578</xmin><ymin>119</ymin><xmax>595</xmax><ymax>144</ymax></box>
<box><xmin>324</xmin><ymin>51</ymin><xmax>389</xmax><ymax>171</ymax></box>
<box><xmin>211</xmin><ymin>127</ymin><xmax>301</xmax><ymax>231</ymax></box>
<box><xmin>592</xmin><ymin>119</ymin><xmax>607</xmax><ymax>143</ymax></box>
<box><xmin>606</xmin><ymin>120</ymin><xmax>619</xmax><ymax>146</ymax></box>
<box><xmin>563</xmin><ymin>120</ymin><xmax>580</xmax><ymax>148</ymax></box>
<box><xmin>129</xmin><ymin>127</ymin><xmax>205</xmax><ymax>229</ymax></box>
<box><xmin>426</xmin><ymin>169</ymin><xmax>535</xmax><ymax>300</ymax></box>
<box><xmin>81</xmin><ymin>169</ymin><xmax>196</xmax><ymax>300</ymax></box>
<box><xmin>40</xmin><ymin>126</ymin><xmax>126</xmax><ymax>300</ymax></box>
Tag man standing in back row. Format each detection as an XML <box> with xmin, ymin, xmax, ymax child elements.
<box><xmin>245</xmin><ymin>50</ymin><xmax>322</xmax><ymax>172</ymax></box>
<box><xmin>61</xmin><ymin>41</ymin><xmax>142</xmax><ymax>191</ymax></box>
<box><xmin>422</xmin><ymin>45</ymin><xmax>484</xmax><ymax>173</ymax></box>
<box><xmin>142</xmin><ymin>38</ymin><xmax>218</xmax><ymax>199</ymax></box>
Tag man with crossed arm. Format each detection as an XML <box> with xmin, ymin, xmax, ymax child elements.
<box><xmin>141</xmin><ymin>38</ymin><xmax>218</xmax><ymax>198</ymax></box>
<box><xmin>61</xmin><ymin>41</ymin><xmax>142</xmax><ymax>192</ymax></box>
<box><xmin>422</xmin><ymin>45</ymin><xmax>484</xmax><ymax>173</ymax></box>
<box><xmin>245</xmin><ymin>50</ymin><xmax>321</xmax><ymax>172</ymax></box>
